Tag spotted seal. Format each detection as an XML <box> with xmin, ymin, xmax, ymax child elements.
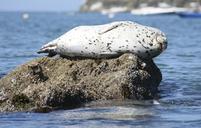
<box><xmin>38</xmin><ymin>21</ymin><xmax>167</xmax><ymax>59</ymax></box>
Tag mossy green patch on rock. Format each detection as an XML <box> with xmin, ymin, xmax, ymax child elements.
<box><xmin>0</xmin><ymin>54</ymin><xmax>162</xmax><ymax>112</ymax></box>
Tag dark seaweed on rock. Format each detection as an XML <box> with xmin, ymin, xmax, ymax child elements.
<box><xmin>0</xmin><ymin>54</ymin><xmax>161</xmax><ymax>112</ymax></box>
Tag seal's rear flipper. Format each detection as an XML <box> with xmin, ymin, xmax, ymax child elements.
<box><xmin>37</xmin><ymin>44</ymin><xmax>57</xmax><ymax>57</ymax></box>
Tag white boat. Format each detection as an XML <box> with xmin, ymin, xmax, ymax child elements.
<box><xmin>101</xmin><ymin>7</ymin><xmax>128</xmax><ymax>15</ymax></box>
<box><xmin>131</xmin><ymin>7</ymin><xmax>188</xmax><ymax>15</ymax></box>
<box><xmin>101</xmin><ymin>7</ymin><xmax>128</xmax><ymax>19</ymax></box>
<box><xmin>22</xmin><ymin>13</ymin><xmax>30</xmax><ymax>20</ymax></box>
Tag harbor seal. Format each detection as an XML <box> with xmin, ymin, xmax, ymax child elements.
<box><xmin>38</xmin><ymin>21</ymin><xmax>167</xmax><ymax>59</ymax></box>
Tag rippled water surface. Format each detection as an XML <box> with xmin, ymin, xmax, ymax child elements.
<box><xmin>0</xmin><ymin>12</ymin><xmax>201</xmax><ymax>128</ymax></box>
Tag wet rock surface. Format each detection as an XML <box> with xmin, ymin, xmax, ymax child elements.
<box><xmin>0</xmin><ymin>54</ymin><xmax>161</xmax><ymax>112</ymax></box>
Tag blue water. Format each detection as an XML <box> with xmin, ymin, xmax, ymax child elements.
<box><xmin>0</xmin><ymin>12</ymin><xmax>201</xmax><ymax>128</ymax></box>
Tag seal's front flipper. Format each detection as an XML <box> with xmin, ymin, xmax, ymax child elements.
<box><xmin>99</xmin><ymin>22</ymin><xmax>124</xmax><ymax>35</ymax></box>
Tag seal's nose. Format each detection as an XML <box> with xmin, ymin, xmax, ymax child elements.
<box><xmin>156</xmin><ymin>33</ymin><xmax>168</xmax><ymax>51</ymax></box>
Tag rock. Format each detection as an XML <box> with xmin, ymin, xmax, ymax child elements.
<box><xmin>0</xmin><ymin>54</ymin><xmax>162</xmax><ymax>112</ymax></box>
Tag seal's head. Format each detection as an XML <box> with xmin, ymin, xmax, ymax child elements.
<box><xmin>151</xmin><ymin>31</ymin><xmax>167</xmax><ymax>58</ymax></box>
<box><xmin>137</xmin><ymin>26</ymin><xmax>168</xmax><ymax>59</ymax></box>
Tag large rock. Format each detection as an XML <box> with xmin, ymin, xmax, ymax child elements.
<box><xmin>0</xmin><ymin>54</ymin><xmax>161</xmax><ymax>112</ymax></box>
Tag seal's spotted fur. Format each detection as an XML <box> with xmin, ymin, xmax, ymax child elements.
<box><xmin>38</xmin><ymin>21</ymin><xmax>167</xmax><ymax>59</ymax></box>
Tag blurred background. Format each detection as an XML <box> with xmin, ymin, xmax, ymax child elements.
<box><xmin>0</xmin><ymin>0</ymin><xmax>201</xmax><ymax>13</ymax></box>
<box><xmin>81</xmin><ymin>0</ymin><xmax>201</xmax><ymax>12</ymax></box>
<box><xmin>0</xmin><ymin>0</ymin><xmax>84</xmax><ymax>12</ymax></box>
<box><xmin>0</xmin><ymin>0</ymin><xmax>201</xmax><ymax>128</ymax></box>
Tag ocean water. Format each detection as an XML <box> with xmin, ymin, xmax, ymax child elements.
<box><xmin>0</xmin><ymin>12</ymin><xmax>201</xmax><ymax>128</ymax></box>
